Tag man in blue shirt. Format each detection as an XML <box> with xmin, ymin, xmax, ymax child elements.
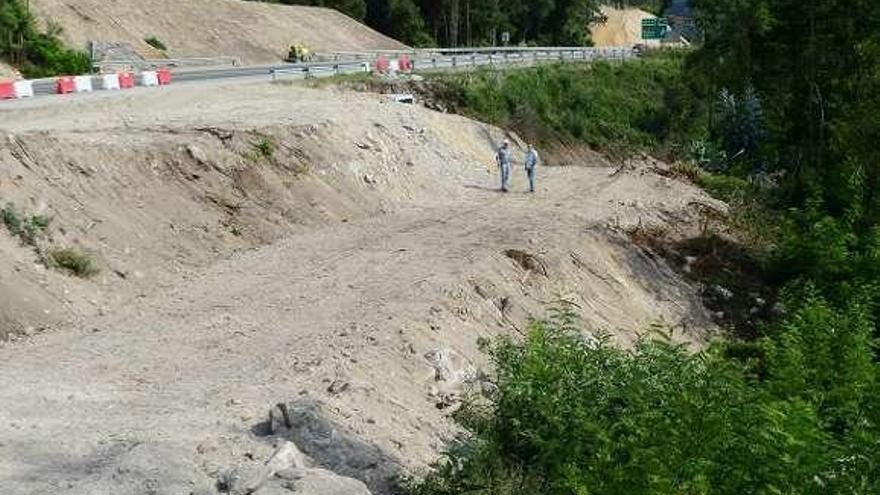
<box><xmin>524</xmin><ymin>144</ymin><xmax>540</xmax><ymax>193</ymax></box>
<box><xmin>496</xmin><ymin>140</ymin><xmax>512</xmax><ymax>192</ymax></box>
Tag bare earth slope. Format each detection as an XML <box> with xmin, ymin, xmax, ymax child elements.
<box><xmin>591</xmin><ymin>6</ymin><xmax>658</xmax><ymax>47</ymax></box>
<box><xmin>0</xmin><ymin>81</ymin><xmax>720</xmax><ymax>494</ymax></box>
<box><xmin>31</xmin><ymin>0</ymin><xmax>407</xmax><ymax>63</ymax></box>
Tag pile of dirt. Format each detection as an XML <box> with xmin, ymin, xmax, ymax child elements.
<box><xmin>591</xmin><ymin>5</ymin><xmax>659</xmax><ymax>47</ymax></box>
<box><xmin>0</xmin><ymin>62</ymin><xmax>15</xmax><ymax>80</ymax></box>
<box><xmin>30</xmin><ymin>0</ymin><xmax>407</xmax><ymax>64</ymax></box>
<box><xmin>0</xmin><ymin>80</ymin><xmax>722</xmax><ymax>494</ymax></box>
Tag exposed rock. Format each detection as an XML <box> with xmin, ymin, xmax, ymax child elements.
<box><xmin>219</xmin><ymin>462</ymin><xmax>266</xmax><ymax>495</ymax></box>
<box><xmin>220</xmin><ymin>442</ymin><xmax>307</xmax><ymax>495</ymax></box>
<box><xmin>267</xmin><ymin>399</ymin><xmax>400</xmax><ymax>494</ymax></box>
<box><xmin>275</xmin><ymin>468</ymin><xmax>372</xmax><ymax>495</ymax></box>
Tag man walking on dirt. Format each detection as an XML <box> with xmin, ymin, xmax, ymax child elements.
<box><xmin>497</xmin><ymin>140</ymin><xmax>512</xmax><ymax>192</ymax></box>
<box><xmin>524</xmin><ymin>144</ymin><xmax>539</xmax><ymax>193</ymax></box>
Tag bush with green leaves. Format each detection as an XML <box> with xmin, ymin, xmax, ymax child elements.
<box><xmin>50</xmin><ymin>248</ymin><xmax>99</xmax><ymax>278</ymax></box>
<box><xmin>428</xmin><ymin>53</ymin><xmax>701</xmax><ymax>157</ymax></box>
<box><xmin>409</xmin><ymin>299</ymin><xmax>879</xmax><ymax>495</ymax></box>
<box><xmin>1</xmin><ymin>202</ymin><xmax>51</xmax><ymax>246</ymax></box>
<box><xmin>0</xmin><ymin>0</ymin><xmax>91</xmax><ymax>78</ymax></box>
<box><xmin>144</xmin><ymin>36</ymin><xmax>167</xmax><ymax>51</ymax></box>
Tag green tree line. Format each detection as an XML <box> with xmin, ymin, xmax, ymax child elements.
<box><xmin>252</xmin><ymin>0</ymin><xmax>664</xmax><ymax>46</ymax></box>
<box><xmin>0</xmin><ymin>0</ymin><xmax>90</xmax><ymax>78</ymax></box>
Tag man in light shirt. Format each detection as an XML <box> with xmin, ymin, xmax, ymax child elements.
<box><xmin>524</xmin><ymin>144</ymin><xmax>539</xmax><ymax>193</ymax></box>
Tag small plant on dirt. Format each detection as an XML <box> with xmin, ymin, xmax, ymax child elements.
<box><xmin>50</xmin><ymin>248</ymin><xmax>99</xmax><ymax>278</ymax></box>
<box><xmin>251</xmin><ymin>137</ymin><xmax>276</xmax><ymax>160</ymax></box>
<box><xmin>1</xmin><ymin>203</ymin><xmax>51</xmax><ymax>246</ymax></box>
<box><xmin>144</xmin><ymin>36</ymin><xmax>167</xmax><ymax>51</ymax></box>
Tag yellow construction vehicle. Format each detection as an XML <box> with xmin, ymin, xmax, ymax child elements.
<box><xmin>286</xmin><ymin>43</ymin><xmax>315</xmax><ymax>63</ymax></box>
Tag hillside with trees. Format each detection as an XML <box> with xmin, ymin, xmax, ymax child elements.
<box><xmin>253</xmin><ymin>0</ymin><xmax>667</xmax><ymax>46</ymax></box>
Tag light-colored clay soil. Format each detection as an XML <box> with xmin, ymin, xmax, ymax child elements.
<box><xmin>30</xmin><ymin>0</ymin><xmax>407</xmax><ymax>64</ymax></box>
<box><xmin>0</xmin><ymin>80</ymin><xmax>721</xmax><ymax>494</ymax></box>
<box><xmin>591</xmin><ymin>6</ymin><xmax>659</xmax><ymax>47</ymax></box>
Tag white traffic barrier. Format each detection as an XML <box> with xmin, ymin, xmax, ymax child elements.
<box><xmin>13</xmin><ymin>80</ymin><xmax>34</xmax><ymax>98</ymax></box>
<box><xmin>140</xmin><ymin>71</ymin><xmax>159</xmax><ymax>87</ymax></box>
<box><xmin>73</xmin><ymin>75</ymin><xmax>93</xmax><ymax>93</ymax></box>
<box><xmin>98</xmin><ymin>73</ymin><xmax>121</xmax><ymax>90</ymax></box>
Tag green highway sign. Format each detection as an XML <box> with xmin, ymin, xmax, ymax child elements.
<box><xmin>641</xmin><ymin>17</ymin><xmax>670</xmax><ymax>40</ymax></box>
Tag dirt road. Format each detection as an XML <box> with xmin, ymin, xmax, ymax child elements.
<box><xmin>0</xmin><ymin>81</ymin><xmax>717</xmax><ymax>494</ymax></box>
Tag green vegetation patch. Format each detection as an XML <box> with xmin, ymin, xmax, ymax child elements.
<box><xmin>425</xmin><ymin>53</ymin><xmax>702</xmax><ymax>156</ymax></box>
<box><xmin>144</xmin><ymin>36</ymin><xmax>168</xmax><ymax>51</ymax></box>
<box><xmin>409</xmin><ymin>300</ymin><xmax>880</xmax><ymax>495</ymax></box>
<box><xmin>50</xmin><ymin>248</ymin><xmax>99</xmax><ymax>278</ymax></box>
<box><xmin>0</xmin><ymin>0</ymin><xmax>91</xmax><ymax>78</ymax></box>
<box><xmin>1</xmin><ymin>203</ymin><xmax>51</xmax><ymax>246</ymax></box>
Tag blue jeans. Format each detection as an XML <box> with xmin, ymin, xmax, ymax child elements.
<box><xmin>500</xmin><ymin>163</ymin><xmax>511</xmax><ymax>191</ymax></box>
<box><xmin>526</xmin><ymin>167</ymin><xmax>535</xmax><ymax>192</ymax></box>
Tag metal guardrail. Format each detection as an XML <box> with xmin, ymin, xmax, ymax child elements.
<box><xmin>5</xmin><ymin>47</ymin><xmax>635</xmax><ymax>100</ymax></box>
<box><xmin>96</xmin><ymin>56</ymin><xmax>242</xmax><ymax>72</ymax></box>
<box><xmin>270</xmin><ymin>62</ymin><xmax>371</xmax><ymax>80</ymax></box>
<box><xmin>324</xmin><ymin>46</ymin><xmax>633</xmax><ymax>61</ymax></box>
<box><xmin>273</xmin><ymin>47</ymin><xmax>635</xmax><ymax>81</ymax></box>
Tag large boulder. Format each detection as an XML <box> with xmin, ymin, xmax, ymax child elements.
<box><xmin>266</xmin><ymin>399</ymin><xmax>400</xmax><ymax>494</ymax></box>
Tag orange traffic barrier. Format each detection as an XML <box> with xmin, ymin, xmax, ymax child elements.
<box><xmin>0</xmin><ymin>80</ymin><xmax>15</xmax><ymax>100</ymax></box>
<box><xmin>374</xmin><ymin>55</ymin><xmax>390</xmax><ymax>73</ymax></box>
<box><xmin>157</xmin><ymin>68</ymin><xmax>172</xmax><ymax>85</ymax></box>
<box><xmin>55</xmin><ymin>76</ymin><xmax>75</xmax><ymax>94</ymax></box>
<box><xmin>118</xmin><ymin>72</ymin><xmax>136</xmax><ymax>89</ymax></box>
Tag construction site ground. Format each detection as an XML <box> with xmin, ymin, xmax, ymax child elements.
<box><xmin>0</xmin><ymin>80</ymin><xmax>720</xmax><ymax>494</ymax></box>
<box><xmin>30</xmin><ymin>0</ymin><xmax>407</xmax><ymax>64</ymax></box>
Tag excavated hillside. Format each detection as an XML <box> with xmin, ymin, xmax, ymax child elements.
<box><xmin>0</xmin><ymin>80</ymin><xmax>722</xmax><ymax>494</ymax></box>
<box><xmin>30</xmin><ymin>0</ymin><xmax>407</xmax><ymax>64</ymax></box>
<box><xmin>591</xmin><ymin>6</ymin><xmax>659</xmax><ymax>47</ymax></box>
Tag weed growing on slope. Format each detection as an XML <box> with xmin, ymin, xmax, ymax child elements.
<box><xmin>144</xmin><ymin>36</ymin><xmax>167</xmax><ymax>51</ymax></box>
<box><xmin>1</xmin><ymin>203</ymin><xmax>51</xmax><ymax>246</ymax></box>
<box><xmin>50</xmin><ymin>248</ymin><xmax>99</xmax><ymax>278</ymax></box>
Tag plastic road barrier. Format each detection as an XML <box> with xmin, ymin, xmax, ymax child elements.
<box><xmin>118</xmin><ymin>72</ymin><xmax>136</xmax><ymax>89</ymax></box>
<box><xmin>73</xmin><ymin>75</ymin><xmax>93</xmax><ymax>93</ymax></box>
<box><xmin>374</xmin><ymin>55</ymin><xmax>390</xmax><ymax>73</ymax></box>
<box><xmin>140</xmin><ymin>71</ymin><xmax>159</xmax><ymax>87</ymax></box>
<box><xmin>0</xmin><ymin>80</ymin><xmax>15</xmax><ymax>100</ymax></box>
<box><xmin>156</xmin><ymin>68</ymin><xmax>172</xmax><ymax>85</ymax></box>
<box><xmin>99</xmin><ymin>74</ymin><xmax>121</xmax><ymax>90</ymax></box>
<box><xmin>55</xmin><ymin>76</ymin><xmax>75</xmax><ymax>94</ymax></box>
<box><xmin>13</xmin><ymin>80</ymin><xmax>34</xmax><ymax>98</ymax></box>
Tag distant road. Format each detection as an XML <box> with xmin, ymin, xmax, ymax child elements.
<box><xmin>24</xmin><ymin>47</ymin><xmax>636</xmax><ymax>98</ymax></box>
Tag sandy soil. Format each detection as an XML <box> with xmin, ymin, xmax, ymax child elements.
<box><xmin>591</xmin><ymin>6</ymin><xmax>660</xmax><ymax>47</ymax></box>
<box><xmin>0</xmin><ymin>63</ymin><xmax>14</xmax><ymax>80</ymax></box>
<box><xmin>0</xmin><ymin>81</ymin><xmax>721</xmax><ymax>494</ymax></box>
<box><xmin>30</xmin><ymin>0</ymin><xmax>407</xmax><ymax>64</ymax></box>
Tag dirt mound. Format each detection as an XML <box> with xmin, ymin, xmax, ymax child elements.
<box><xmin>591</xmin><ymin>5</ymin><xmax>659</xmax><ymax>47</ymax></box>
<box><xmin>0</xmin><ymin>80</ymin><xmax>721</xmax><ymax>493</ymax></box>
<box><xmin>30</xmin><ymin>0</ymin><xmax>407</xmax><ymax>64</ymax></box>
<box><xmin>0</xmin><ymin>62</ymin><xmax>15</xmax><ymax>80</ymax></box>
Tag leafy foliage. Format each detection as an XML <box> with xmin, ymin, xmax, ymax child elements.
<box><xmin>50</xmin><ymin>248</ymin><xmax>99</xmax><ymax>278</ymax></box>
<box><xmin>252</xmin><ymin>0</ymin><xmax>610</xmax><ymax>46</ymax></box>
<box><xmin>428</xmin><ymin>53</ymin><xmax>698</xmax><ymax>155</ymax></box>
<box><xmin>144</xmin><ymin>36</ymin><xmax>167</xmax><ymax>51</ymax></box>
<box><xmin>1</xmin><ymin>202</ymin><xmax>51</xmax><ymax>246</ymax></box>
<box><xmin>410</xmin><ymin>300</ymin><xmax>880</xmax><ymax>495</ymax></box>
<box><xmin>0</xmin><ymin>0</ymin><xmax>91</xmax><ymax>78</ymax></box>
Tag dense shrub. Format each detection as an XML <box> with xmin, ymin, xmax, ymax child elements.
<box><xmin>410</xmin><ymin>300</ymin><xmax>880</xmax><ymax>495</ymax></box>
<box><xmin>429</xmin><ymin>52</ymin><xmax>703</xmax><ymax>157</ymax></box>
<box><xmin>0</xmin><ymin>0</ymin><xmax>91</xmax><ymax>78</ymax></box>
